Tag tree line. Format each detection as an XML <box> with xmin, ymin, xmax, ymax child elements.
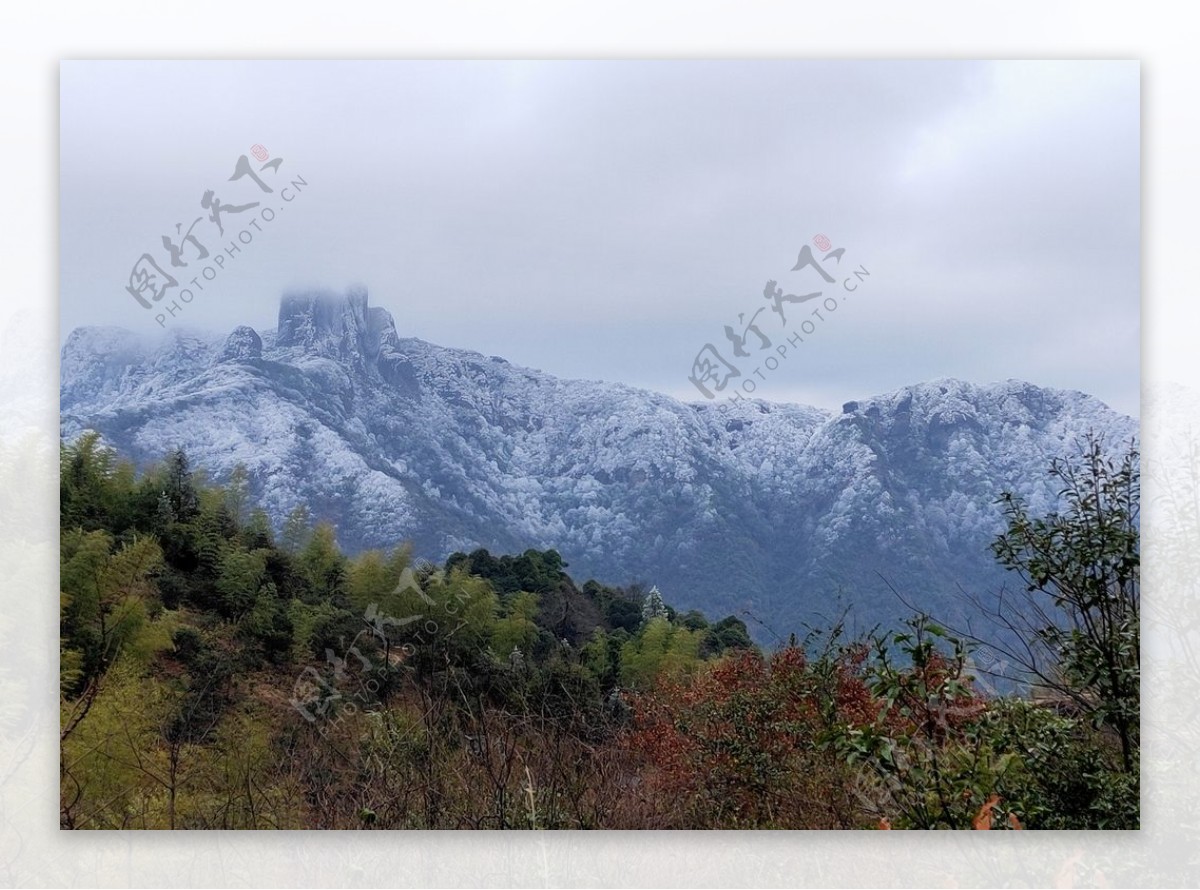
<box><xmin>60</xmin><ymin>432</ymin><xmax>1138</xmax><ymax>829</ymax></box>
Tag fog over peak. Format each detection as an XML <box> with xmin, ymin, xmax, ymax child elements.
<box><xmin>60</xmin><ymin>60</ymin><xmax>1139</xmax><ymax>415</ymax></box>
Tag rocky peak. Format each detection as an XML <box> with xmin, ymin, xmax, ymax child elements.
<box><xmin>59</xmin><ymin>325</ymin><xmax>159</xmax><ymax>409</ymax></box>
<box><xmin>216</xmin><ymin>325</ymin><xmax>263</xmax><ymax>363</ymax></box>
<box><xmin>276</xmin><ymin>286</ymin><xmax>367</xmax><ymax>361</ymax></box>
<box><xmin>274</xmin><ymin>286</ymin><xmax>405</xmax><ymax>379</ymax></box>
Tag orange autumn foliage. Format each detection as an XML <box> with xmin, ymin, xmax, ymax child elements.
<box><xmin>967</xmin><ymin>794</ymin><xmax>1023</xmax><ymax>830</ymax></box>
<box><xmin>972</xmin><ymin>793</ymin><xmax>1001</xmax><ymax>830</ymax></box>
<box><xmin>621</xmin><ymin>646</ymin><xmax>880</xmax><ymax>828</ymax></box>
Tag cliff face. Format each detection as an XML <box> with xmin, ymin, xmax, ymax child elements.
<box><xmin>276</xmin><ymin>286</ymin><xmax>371</xmax><ymax>363</ymax></box>
<box><xmin>60</xmin><ymin>286</ymin><xmax>1138</xmax><ymax>638</ymax></box>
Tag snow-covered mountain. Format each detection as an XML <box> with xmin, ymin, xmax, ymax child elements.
<box><xmin>60</xmin><ymin>287</ymin><xmax>1138</xmax><ymax>637</ymax></box>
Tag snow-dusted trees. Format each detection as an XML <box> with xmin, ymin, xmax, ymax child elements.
<box><xmin>641</xmin><ymin>585</ymin><xmax>668</xmax><ymax>622</ymax></box>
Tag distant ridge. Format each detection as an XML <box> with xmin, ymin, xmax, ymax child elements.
<box><xmin>60</xmin><ymin>287</ymin><xmax>1138</xmax><ymax>639</ymax></box>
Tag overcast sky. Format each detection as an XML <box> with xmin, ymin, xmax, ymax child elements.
<box><xmin>60</xmin><ymin>60</ymin><xmax>1139</xmax><ymax>415</ymax></box>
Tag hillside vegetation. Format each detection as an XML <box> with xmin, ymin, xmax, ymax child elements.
<box><xmin>60</xmin><ymin>433</ymin><xmax>1139</xmax><ymax>829</ymax></box>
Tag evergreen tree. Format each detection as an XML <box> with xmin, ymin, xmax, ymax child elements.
<box><xmin>243</xmin><ymin>508</ymin><xmax>274</xmax><ymax>550</ymax></box>
<box><xmin>298</xmin><ymin>521</ymin><xmax>345</xmax><ymax>603</ymax></box>
<box><xmin>641</xmin><ymin>585</ymin><xmax>668</xmax><ymax>622</ymax></box>
<box><xmin>280</xmin><ymin>505</ymin><xmax>312</xmax><ymax>554</ymax></box>
<box><xmin>225</xmin><ymin>463</ymin><xmax>251</xmax><ymax>528</ymax></box>
<box><xmin>493</xmin><ymin>591</ymin><xmax>540</xmax><ymax>658</ymax></box>
<box><xmin>163</xmin><ymin>447</ymin><xmax>200</xmax><ymax>523</ymax></box>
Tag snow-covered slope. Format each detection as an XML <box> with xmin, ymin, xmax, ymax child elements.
<box><xmin>60</xmin><ymin>287</ymin><xmax>1138</xmax><ymax>637</ymax></box>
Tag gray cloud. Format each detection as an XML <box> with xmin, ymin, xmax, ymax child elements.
<box><xmin>60</xmin><ymin>60</ymin><xmax>1139</xmax><ymax>414</ymax></box>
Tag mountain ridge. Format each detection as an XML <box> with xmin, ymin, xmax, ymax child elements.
<box><xmin>60</xmin><ymin>287</ymin><xmax>1138</xmax><ymax>638</ymax></box>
